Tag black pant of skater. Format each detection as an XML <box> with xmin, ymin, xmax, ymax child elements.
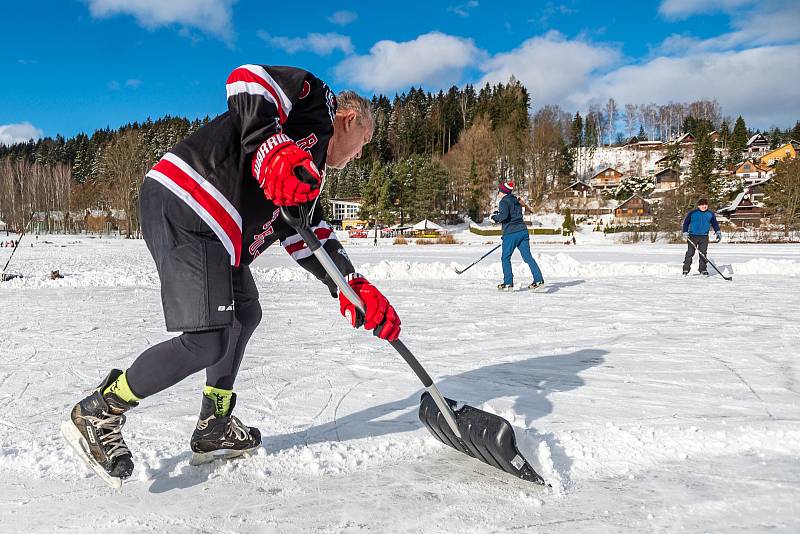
<box><xmin>683</xmin><ymin>235</ymin><xmax>709</xmax><ymax>274</ymax></box>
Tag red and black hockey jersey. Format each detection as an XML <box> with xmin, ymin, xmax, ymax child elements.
<box><xmin>145</xmin><ymin>64</ymin><xmax>354</xmax><ymax>293</ymax></box>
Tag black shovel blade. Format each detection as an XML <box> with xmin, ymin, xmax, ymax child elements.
<box><xmin>418</xmin><ymin>392</ymin><xmax>546</xmax><ymax>484</ymax></box>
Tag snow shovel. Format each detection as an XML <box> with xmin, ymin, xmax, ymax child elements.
<box><xmin>280</xmin><ymin>206</ymin><xmax>545</xmax><ymax>484</ymax></box>
<box><xmin>686</xmin><ymin>238</ymin><xmax>731</xmax><ymax>280</ymax></box>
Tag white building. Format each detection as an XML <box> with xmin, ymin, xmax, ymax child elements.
<box><xmin>329</xmin><ymin>198</ymin><xmax>363</xmax><ymax>222</ymax></box>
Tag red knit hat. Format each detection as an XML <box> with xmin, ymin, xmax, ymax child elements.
<box><xmin>499</xmin><ymin>180</ymin><xmax>514</xmax><ymax>194</ymax></box>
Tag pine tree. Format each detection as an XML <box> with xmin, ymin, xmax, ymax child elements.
<box><xmin>562</xmin><ymin>208</ymin><xmax>575</xmax><ymax>235</ymax></box>
<box><xmin>764</xmin><ymin>159</ymin><xmax>800</xmax><ymax>236</ymax></box>
<box><xmin>769</xmin><ymin>127</ymin><xmax>783</xmax><ymax>149</ymax></box>
<box><xmin>791</xmin><ymin>121</ymin><xmax>800</xmax><ymax>142</ymax></box>
<box><xmin>729</xmin><ymin>116</ymin><xmax>748</xmax><ymax>163</ymax></box>
<box><xmin>665</xmin><ymin>142</ymin><xmax>683</xmax><ymax>170</ymax></box>
<box><xmin>614</xmin><ymin>175</ymin><xmax>654</xmax><ymax>200</ymax></box>
<box><xmin>719</xmin><ymin>119</ymin><xmax>730</xmax><ymax>149</ymax></box>
<box><xmin>688</xmin><ymin>123</ymin><xmax>717</xmax><ymax>203</ymax></box>
<box><xmin>570</xmin><ymin>112</ymin><xmax>583</xmax><ymax>148</ymax></box>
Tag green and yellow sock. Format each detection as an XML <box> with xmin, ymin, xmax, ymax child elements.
<box><xmin>203</xmin><ymin>385</ymin><xmax>233</xmax><ymax>417</ymax></box>
<box><xmin>103</xmin><ymin>371</ymin><xmax>140</xmax><ymax>404</ymax></box>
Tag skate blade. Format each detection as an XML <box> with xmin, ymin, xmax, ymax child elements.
<box><xmin>189</xmin><ymin>447</ymin><xmax>256</xmax><ymax>466</ymax></box>
<box><xmin>60</xmin><ymin>420</ymin><xmax>124</xmax><ymax>490</ymax></box>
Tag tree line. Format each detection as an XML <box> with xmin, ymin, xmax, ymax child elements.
<box><xmin>2</xmin><ymin>80</ymin><xmax>799</xmax><ymax>234</ymax></box>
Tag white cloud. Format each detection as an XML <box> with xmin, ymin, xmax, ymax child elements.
<box><xmin>335</xmin><ymin>32</ymin><xmax>482</xmax><ymax>92</ymax></box>
<box><xmin>83</xmin><ymin>0</ymin><xmax>236</xmax><ymax>42</ymax></box>
<box><xmin>657</xmin><ymin>2</ymin><xmax>800</xmax><ymax>54</ymax></box>
<box><xmin>448</xmin><ymin>1</ymin><xmax>479</xmax><ymax>17</ymax></box>
<box><xmin>479</xmin><ymin>31</ymin><xmax>620</xmax><ymax>105</ymax></box>
<box><xmin>327</xmin><ymin>10</ymin><xmax>357</xmax><ymax>26</ymax></box>
<box><xmin>659</xmin><ymin>0</ymin><xmax>758</xmax><ymax>19</ymax></box>
<box><xmin>568</xmin><ymin>44</ymin><xmax>800</xmax><ymax>128</ymax></box>
<box><xmin>0</xmin><ymin>122</ymin><xmax>43</xmax><ymax>146</ymax></box>
<box><xmin>258</xmin><ymin>31</ymin><xmax>354</xmax><ymax>55</ymax></box>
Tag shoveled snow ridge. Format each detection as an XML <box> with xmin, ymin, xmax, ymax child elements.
<box><xmin>3</xmin><ymin>254</ymin><xmax>798</xmax><ymax>289</ymax></box>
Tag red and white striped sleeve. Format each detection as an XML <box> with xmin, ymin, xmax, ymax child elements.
<box><xmin>225</xmin><ymin>64</ymin><xmax>308</xmax><ymax>155</ymax></box>
<box><xmin>280</xmin><ymin>220</ymin><xmax>355</xmax><ymax>297</ymax></box>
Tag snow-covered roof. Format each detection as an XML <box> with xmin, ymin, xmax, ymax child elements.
<box><xmin>654</xmin><ymin>167</ymin><xmax>679</xmax><ymax>177</ymax></box>
<box><xmin>616</xmin><ymin>193</ymin><xmax>651</xmax><ymax>208</ymax></box>
<box><xmin>747</xmin><ymin>133</ymin><xmax>768</xmax><ymax>146</ymax></box>
<box><xmin>720</xmin><ymin>179</ymin><xmax>770</xmax><ymax>213</ymax></box>
<box><xmin>719</xmin><ymin>190</ymin><xmax>747</xmax><ymax>213</ymax></box>
<box><xmin>563</xmin><ymin>180</ymin><xmax>593</xmax><ymax>190</ymax></box>
<box><xmin>412</xmin><ymin>219</ymin><xmax>442</xmax><ymax>231</ymax></box>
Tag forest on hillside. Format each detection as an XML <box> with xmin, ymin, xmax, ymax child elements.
<box><xmin>2</xmin><ymin>79</ymin><xmax>799</xmax><ymax>235</ymax></box>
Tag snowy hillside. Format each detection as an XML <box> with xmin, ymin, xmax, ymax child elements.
<box><xmin>577</xmin><ymin>146</ymin><xmax>666</xmax><ymax>179</ymax></box>
<box><xmin>1</xmin><ymin>235</ymin><xmax>799</xmax><ymax>532</ymax></box>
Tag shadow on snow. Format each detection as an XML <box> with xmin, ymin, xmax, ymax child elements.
<box><xmin>149</xmin><ymin>348</ymin><xmax>606</xmax><ymax>493</ymax></box>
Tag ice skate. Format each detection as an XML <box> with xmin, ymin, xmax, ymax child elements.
<box><xmin>189</xmin><ymin>393</ymin><xmax>261</xmax><ymax>466</ymax></box>
<box><xmin>61</xmin><ymin>369</ymin><xmax>137</xmax><ymax>489</ymax></box>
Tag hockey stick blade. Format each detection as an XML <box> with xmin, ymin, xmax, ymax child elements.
<box><xmin>418</xmin><ymin>392</ymin><xmax>546</xmax><ymax>484</ymax></box>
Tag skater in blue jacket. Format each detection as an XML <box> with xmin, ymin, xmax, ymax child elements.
<box><xmin>491</xmin><ymin>180</ymin><xmax>545</xmax><ymax>290</ymax></box>
<box><xmin>682</xmin><ymin>198</ymin><xmax>721</xmax><ymax>275</ymax></box>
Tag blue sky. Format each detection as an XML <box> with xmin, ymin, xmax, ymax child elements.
<box><xmin>1</xmin><ymin>0</ymin><xmax>798</xmax><ymax>144</ymax></box>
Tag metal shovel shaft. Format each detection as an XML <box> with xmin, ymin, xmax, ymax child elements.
<box><xmin>280</xmin><ymin>207</ymin><xmax>463</xmax><ymax>439</ymax></box>
<box><xmin>309</xmin><ymin>246</ymin><xmax>463</xmax><ymax>439</ymax></box>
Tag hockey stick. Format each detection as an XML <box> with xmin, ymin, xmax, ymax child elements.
<box><xmin>687</xmin><ymin>238</ymin><xmax>731</xmax><ymax>281</ymax></box>
<box><xmin>1</xmin><ymin>212</ymin><xmax>34</xmax><ymax>282</ymax></box>
<box><xmin>280</xmin><ymin>205</ymin><xmax>545</xmax><ymax>484</ymax></box>
<box><xmin>455</xmin><ymin>243</ymin><xmax>501</xmax><ymax>275</ymax></box>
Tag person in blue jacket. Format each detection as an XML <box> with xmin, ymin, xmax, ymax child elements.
<box><xmin>490</xmin><ymin>180</ymin><xmax>545</xmax><ymax>290</ymax></box>
<box><xmin>682</xmin><ymin>197</ymin><xmax>721</xmax><ymax>275</ymax></box>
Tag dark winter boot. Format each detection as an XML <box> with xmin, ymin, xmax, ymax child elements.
<box><xmin>527</xmin><ymin>281</ymin><xmax>545</xmax><ymax>290</ymax></box>
<box><xmin>700</xmin><ymin>270</ymin><xmax>709</xmax><ymax>276</ymax></box>
<box><xmin>497</xmin><ymin>283</ymin><xmax>514</xmax><ymax>291</ymax></box>
<box><xmin>61</xmin><ymin>369</ymin><xmax>138</xmax><ymax>488</ymax></box>
<box><xmin>189</xmin><ymin>393</ymin><xmax>261</xmax><ymax>465</ymax></box>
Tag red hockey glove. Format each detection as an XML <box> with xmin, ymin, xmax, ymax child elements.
<box><xmin>339</xmin><ymin>274</ymin><xmax>401</xmax><ymax>341</ymax></box>
<box><xmin>252</xmin><ymin>133</ymin><xmax>321</xmax><ymax>206</ymax></box>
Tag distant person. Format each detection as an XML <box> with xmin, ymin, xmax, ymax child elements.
<box><xmin>491</xmin><ymin>180</ymin><xmax>545</xmax><ymax>290</ymax></box>
<box><xmin>62</xmin><ymin>64</ymin><xmax>401</xmax><ymax>488</ymax></box>
<box><xmin>682</xmin><ymin>197</ymin><xmax>721</xmax><ymax>276</ymax></box>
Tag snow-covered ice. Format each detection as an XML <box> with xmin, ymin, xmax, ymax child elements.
<box><xmin>1</xmin><ymin>233</ymin><xmax>799</xmax><ymax>532</ymax></box>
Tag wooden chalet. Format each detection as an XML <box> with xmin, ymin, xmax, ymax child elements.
<box><xmin>708</xmin><ymin>130</ymin><xmax>721</xmax><ymax>144</ymax></box>
<box><xmin>614</xmin><ymin>194</ymin><xmax>653</xmax><ymax>225</ymax></box>
<box><xmin>718</xmin><ymin>184</ymin><xmax>768</xmax><ymax>227</ymax></box>
<box><xmin>562</xmin><ymin>180</ymin><xmax>596</xmax><ymax>198</ymax></box>
<box><xmin>630</xmin><ymin>140</ymin><xmax>666</xmax><ymax>151</ymax></box>
<box><xmin>734</xmin><ymin>161</ymin><xmax>771</xmax><ymax>184</ymax></box>
<box><xmin>674</xmin><ymin>132</ymin><xmax>695</xmax><ymax>145</ymax></box>
<box><xmin>591</xmin><ymin>167</ymin><xmax>624</xmax><ymax>190</ymax></box>
<box><xmin>654</xmin><ymin>168</ymin><xmax>680</xmax><ymax>191</ymax></box>
<box><xmin>759</xmin><ymin>141</ymin><xmax>799</xmax><ymax>166</ymax></box>
<box><xmin>654</xmin><ymin>155</ymin><xmax>671</xmax><ymax>173</ymax></box>
<box><xmin>746</xmin><ymin>133</ymin><xmax>770</xmax><ymax>156</ymax></box>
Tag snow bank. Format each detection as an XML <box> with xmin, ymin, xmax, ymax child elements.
<box><xmin>4</xmin><ymin>253</ymin><xmax>799</xmax><ymax>289</ymax></box>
